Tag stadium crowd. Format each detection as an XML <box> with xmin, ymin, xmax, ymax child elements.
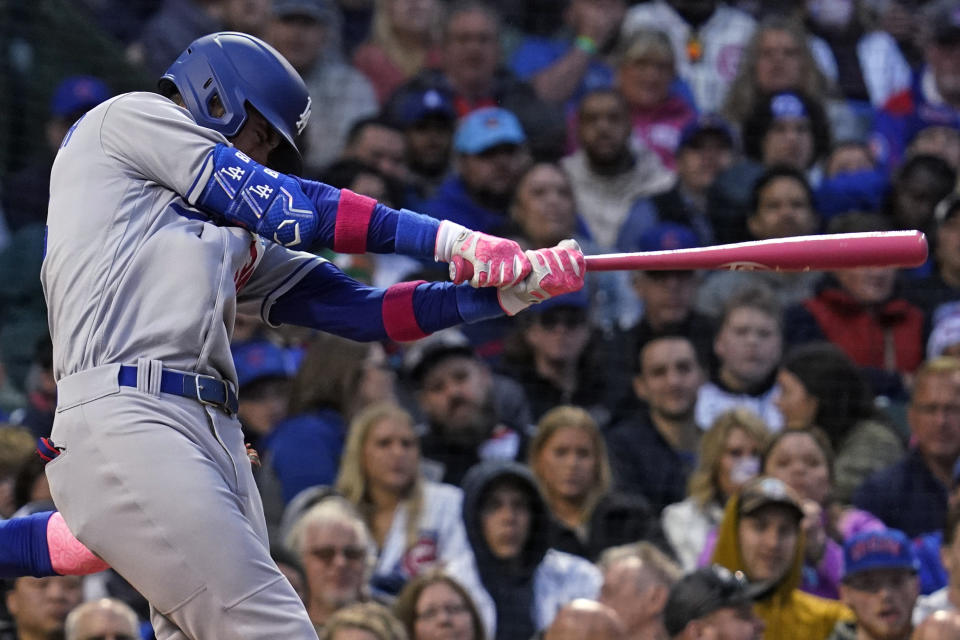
<box><xmin>7</xmin><ymin>0</ymin><xmax>960</xmax><ymax>638</ymax></box>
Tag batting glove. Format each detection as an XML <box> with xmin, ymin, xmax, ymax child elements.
<box><xmin>497</xmin><ymin>239</ymin><xmax>586</xmax><ymax>316</ymax></box>
<box><xmin>435</xmin><ymin>221</ymin><xmax>532</xmax><ymax>288</ymax></box>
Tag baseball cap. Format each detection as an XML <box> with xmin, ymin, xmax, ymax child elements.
<box><xmin>403</xmin><ymin>328</ymin><xmax>476</xmax><ymax>384</ymax></box>
<box><xmin>50</xmin><ymin>75</ymin><xmax>111</xmax><ymax>119</ymax></box>
<box><xmin>663</xmin><ymin>566</ymin><xmax>767</xmax><ymax>636</ymax></box>
<box><xmin>679</xmin><ymin>114</ymin><xmax>736</xmax><ymax>150</ymax></box>
<box><xmin>387</xmin><ymin>87</ymin><xmax>456</xmax><ymax>128</ymax></box>
<box><xmin>843</xmin><ymin>530</ymin><xmax>919</xmax><ymax>580</ymax></box>
<box><xmin>768</xmin><ymin>92</ymin><xmax>808</xmax><ymax>121</ymax></box>
<box><xmin>738</xmin><ymin>476</ymin><xmax>804</xmax><ymax>521</ymax></box>
<box><xmin>273</xmin><ymin>0</ymin><xmax>336</xmax><ymax>21</ymax></box>
<box><xmin>453</xmin><ymin>107</ymin><xmax>526</xmax><ymax>155</ymax></box>
<box><xmin>637</xmin><ymin>222</ymin><xmax>700</xmax><ymax>253</ymax></box>
<box><xmin>232</xmin><ymin>340</ymin><xmax>294</xmax><ymax>389</ymax></box>
<box><xmin>929</xmin><ymin>0</ymin><xmax>960</xmax><ymax>45</ymax></box>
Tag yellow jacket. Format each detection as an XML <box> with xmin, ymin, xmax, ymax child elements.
<box><xmin>711</xmin><ymin>493</ymin><xmax>853</xmax><ymax>640</ymax></box>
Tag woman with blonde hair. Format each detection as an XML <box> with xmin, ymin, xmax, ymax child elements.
<box><xmin>393</xmin><ymin>569</ymin><xmax>486</xmax><ymax>640</ymax></box>
<box><xmin>336</xmin><ymin>403</ymin><xmax>472</xmax><ymax>598</ymax></box>
<box><xmin>661</xmin><ymin>408</ymin><xmax>769</xmax><ymax>570</ymax></box>
<box><xmin>528</xmin><ymin>405</ymin><xmax>669</xmax><ymax>561</ymax></box>
<box><xmin>320</xmin><ymin>601</ymin><xmax>409</xmax><ymax>640</ymax></box>
<box><xmin>352</xmin><ymin>0</ymin><xmax>444</xmax><ymax>104</ymax></box>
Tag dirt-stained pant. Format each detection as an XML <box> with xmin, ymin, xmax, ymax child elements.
<box><xmin>46</xmin><ymin>364</ymin><xmax>318</xmax><ymax>640</ymax></box>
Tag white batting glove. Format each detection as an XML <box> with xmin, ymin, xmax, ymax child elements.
<box><xmin>497</xmin><ymin>239</ymin><xmax>586</xmax><ymax>316</ymax></box>
<box><xmin>435</xmin><ymin>221</ymin><xmax>532</xmax><ymax>288</ymax></box>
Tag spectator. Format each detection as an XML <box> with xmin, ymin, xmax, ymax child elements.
<box><xmin>341</xmin><ymin>117</ymin><xmax>410</xmax><ymax>186</ymax></box>
<box><xmin>908</xmin><ymin>126</ymin><xmax>960</xmax><ymax>172</ymax></box>
<box><xmin>831</xmin><ymin>530</ymin><xmax>920</xmax><ymax>640</ymax></box>
<box><xmin>815</xmin><ymin>141</ymin><xmax>889</xmax><ymax>221</ymax></box>
<box><xmin>284</xmin><ymin>496</ymin><xmax>373</xmax><ymax>632</ymax></box>
<box><xmin>662</xmin><ymin>408</ymin><xmax>768</xmax><ymax>570</ymax></box>
<box><xmin>776</xmin><ymin>342</ymin><xmax>905</xmax><ymax>503</ymax></box>
<box><xmin>884</xmin><ymin>155</ymin><xmax>956</xmax><ymax>241</ymax></box>
<box><xmin>64</xmin><ymin>598</ymin><xmax>139</xmax><ymax>640</ymax></box>
<box><xmin>9</xmin><ymin>337</ymin><xmax>56</xmax><ymax>440</ymax></box>
<box><xmin>695</xmin><ymin>288</ymin><xmax>785</xmax><ymax>433</ymax></box>
<box><xmin>231</xmin><ymin>339</ymin><xmax>295</xmax><ymax>451</ymax></box>
<box><xmin>447</xmin><ymin>460</ymin><xmax>602</xmax><ymax>640</ymax></box>
<box><xmin>385</xmin><ymin>86</ymin><xmax>458</xmax><ymax>200</ymax></box>
<box><xmin>336</xmin><ymin>403</ymin><xmax>472</xmax><ymax>597</ymax></box>
<box><xmin>605</xmin><ymin>334</ymin><xmax>705</xmax><ymax>514</ymax></box>
<box><xmin>622</xmin><ymin>0</ymin><xmax>757</xmax><ymax>113</ymax></box>
<box><xmin>272</xmin><ymin>544</ymin><xmax>308</xmax><ymax>604</ymax></box>
<box><xmin>710</xmin><ymin>476</ymin><xmax>852</xmax><ymax>640</ymax></box>
<box><xmin>560</xmin><ymin>89</ymin><xmax>673</xmax><ymax>249</ymax></box>
<box><xmin>421</xmin><ymin>107</ymin><xmax>530</xmax><ymax>236</ymax></box>
<box><xmin>393</xmin><ymin>569</ymin><xmax>486</xmax><ymax>640</ymax></box>
<box><xmin>219</xmin><ymin>0</ymin><xmax>273</xmax><ymax>37</ymax></box>
<box><xmin>266</xmin><ymin>0</ymin><xmax>379</xmax><ymax>176</ymax></box>
<box><xmin>871</xmin><ymin>2</ymin><xmax>960</xmax><ymax>169</ymax></box>
<box><xmin>909</xmin><ymin>194</ymin><xmax>960</xmax><ymax>327</ymax></box>
<box><xmin>928</xmin><ymin>306</ymin><xmax>960</xmax><ymax>362</ymax></box>
<box><xmin>854</xmin><ymin>357</ymin><xmax>960</xmax><ymax>537</ymax></box>
<box><xmin>541</xmin><ymin>599</ymin><xmax>626</xmax><ymax>640</ymax></box>
<box><xmin>784</xmin><ymin>213</ymin><xmax>924</xmax><ymax>399</ymax></box>
<box><xmin>0</xmin><ymin>427</ymin><xmax>35</xmax><ymax>519</ymax></box>
<box><xmin>914</xmin><ymin>504</ymin><xmax>960</xmax><ymax>623</ymax></box>
<box><xmin>404</xmin><ymin>330</ymin><xmax>531</xmax><ymax>487</ymax></box>
<box><xmin>351</xmin><ymin>0</ymin><xmax>442</xmax><ymax>104</ymax></box>
<box><xmin>528</xmin><ymin>406</ymin><xmax>667</xmax><ymax>561</ymax></box>
<box><xmin>868</xmin><ymin>0</ymin><xmax>924</xmax><ymax>70</ymax></box>
<box><xmin>393</xmin><ymin>2</ymin><xmax>566</xmax><ymax>160</ymax></box>
<box><xmin>4</xmin><ymin>575</ymin><xmax>83</xmax><ymax>640</ymax></box>
<box><xmin>319</xmin><ymin>601</ymin><xmax>407</xmax><ymax>640</ymax></box>
<box><xmin>662</xmin><ymin>565</ymin><xmax>766</xmax><ymax>640</ymax></box>
<box><xmin>509</xmin><ymin>0</ymin><xmax>625</xmax><ymax>107</ymax></box>
<box><xmin>912</xmin><ymin>610</ymin><xmax>960</xmax><ymax>640</ymax></box>
<box><xmin>129</xmin><ymin>0</ymin><xmax>225</xmax><ymax>76</ymax></box>
<box><xmin>598</xmin><ymin>542</ymin><xmax>683</xmax><ymax>640</ymax></box>
<box><xmin>621</xmin><ymin>115</ymin><xmax>738</xmax><ymax>248</ymax></box>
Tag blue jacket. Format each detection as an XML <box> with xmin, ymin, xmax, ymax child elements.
<box><xmin>421</xmin><ymin>176</ymin><xmax>512</xmax><ymax>235</ymax></box>
<box><xmin>264</xmin><ymin>409</ymin><xmax>346</xmax><ymax>503</ymax></box>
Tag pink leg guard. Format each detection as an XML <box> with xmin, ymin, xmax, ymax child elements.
<box><xmin>47</xmin><ymin>512</ymin><xmax>110</xmax><ymax>575</ymax></box>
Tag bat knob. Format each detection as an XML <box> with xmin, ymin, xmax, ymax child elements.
<box><xmin>450</xmin><ymin>256</ymin><xmax>474</xmax><ymax>285</ymax></box>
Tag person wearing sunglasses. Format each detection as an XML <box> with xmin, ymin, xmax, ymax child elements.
<box><xmin>64</xmin><ymin>598</ymin><xmax>140</xmax><ymax>640</ymax></box>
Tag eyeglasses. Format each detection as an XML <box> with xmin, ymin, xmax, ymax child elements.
<box><xmin>308</xmin><ymin>545</ymin><xmax>366</xmax><ymax>563</ymax></box>
<box><xmin>417</xmin><ymin>602</ymin><xmax>469</xmax><ymax>622</ymax></box>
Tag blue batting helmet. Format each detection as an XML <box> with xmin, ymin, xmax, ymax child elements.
<box><xmin>159</xmin><ymin>32</ymin><xmax>312</xmax><ymax>174</ymax></box>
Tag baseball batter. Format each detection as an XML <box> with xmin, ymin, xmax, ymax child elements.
<box><xmin>25</xmin><ymin>32</ymin><xmax>585</xmax><ymax>640</ymax></box>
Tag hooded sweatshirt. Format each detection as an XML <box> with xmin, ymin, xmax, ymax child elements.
<box><xmin>446</xmin><ymin>460</ymin><xmax>601</xmax><ymax>640</ymax></box>
<box><xmin>711</xmin><ymin>492</ymin><xmax>853</xmax><ymax>640</ymax></box>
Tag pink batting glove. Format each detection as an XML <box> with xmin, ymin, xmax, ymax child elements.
<box><xmin>497</xmin><ymin>239</ymin><xmax>586</xmax><ymax>315</ymax></box>
<box><xmin>435</xmin><ymin>221</ymin><xmax>531</xmax><ymax>288</ymax></box>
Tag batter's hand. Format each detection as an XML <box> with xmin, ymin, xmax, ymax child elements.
<box><xmin>435</xmin><ymin>221</ymin><xmax>531</xmax><ymax>288</ymax></box>
<box><xmin>497</xmin><ymin>239</ymin><xmax>586</xmax><ymax>316</ymax></box>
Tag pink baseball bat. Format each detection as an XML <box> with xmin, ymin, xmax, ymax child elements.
<box><xmin>449</xmin><ymin>231</ymin><xmax>928</xmax><ymax>284</ymax></box>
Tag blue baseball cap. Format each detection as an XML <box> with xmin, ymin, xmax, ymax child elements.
<box><xmin>769</xmin><ymin>92</ymin><xmax>808</xmax><ymax>121</ymax></box>
<box><xmin>528</xmin><ymin>286</ymin><xmax>590</xmax><ymax>315</ymax></box>
<box><xmin>388</xmin><ymin>87</ymin><xmax>456</xmax><ymax>127</ymax></box>
<box><xmin>679</xmin><ymin>114</ymin><xmax>736</xmax><ymax>150</ymax></box>
<box><xmin>637</xmin><ymin>222</ymin><xmax>700</xmax><ymax>252</ymax></box>
<box><xmin>843</xmin><ymin>530</ymin><xmax>919</xmax><ymax>580</ymax></box>
<box><xmin>50</xmin><ymin>75</ymin><xmax>111</xmax><ymax>119</ymax></box>
<box><xmin>232</xmin><ymin>340</ymin><xmax>294</xmax><ymax>389</ymax></box>
<box><xmin>454</xmin><ymin>107</ymin><xmax>526</xmax><ymax>155</ymax></box>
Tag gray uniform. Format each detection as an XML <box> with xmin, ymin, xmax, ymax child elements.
<box><xmin>42</xmin><ymin>92</ymin><xmax>321</xmax><ymax>638</ymax></box>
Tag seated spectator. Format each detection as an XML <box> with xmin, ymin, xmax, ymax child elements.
<box><xmin>909</xmin><ymin>194</ymin><xmax>960</xmax><ymax>327</ymax></box>
<box><xmin>393</xmin><ymin>569</ymin><xmax>487</xmax><ymax>640</ymax></box>
<box><xmin>662</xmin><ymin>565</ymin><xmax>766</xmax><ymax>640</ymax></box>
<box><xmin>265</xmin><ymin>0</ymin><xmax>379</xmax><ymax>176</ymax></box>
<box><xmin>883</xmin><ymin>155</ymin><xmax>957</xmax><ymax>241</ymax></box>
<box><xmin>232</xmin><ymin>339</ymin><xmax>295</xmax><ymax>452</ymax></box>
<box><xmin>340</xmin><ymin>117</ymin><xmax>410</xmax><ymax>187</ymax></box>
<box><xmin>854</xmin><ymin>357</ymin><xmax>960</xmax><ymax>537</ymax></box>
<box><xmin>711</xmin><ymin>476</ymin><xmax>853</xmax><ymax>640</ymax></box>
<box><xmin>351</xmin><ymin>0</ymin><xmax>442</xmax><ymax>104</ymax></box>
<box><xmin>697</xmin><ymin>167</ymin><xmax>822</xmax><ymax>318</ymax></box>
<box><xmin>622</xmin><ymin>0</ymin><xmax>757</xmax><ymax>114</ymax></box>
<box><xmin>784</xmin><ymin>213</ymin><xmax>924</xmax><ymax>399</ymax></box>
<box><xmin>404</xmin><ymin>330</ymin><xmax>532</xmax><ymax>487</ymax></box>
<box><xmin>912</xmin><ymin>610</ymin><xmax>960</xmax><ymax>640</ymax></box>
<box><xmin>421</xmin><ymin>107</ymin><xmax>530</xmax><ymax>236</ymax></box>
<box><xmin>908</xmin><ymin>126</ymin><xmax>960</xmax><ymax>172</ymax></box>
<box><xmin>541</xmin><ymin>599</ymin><xmax>626</xmax><ymax>640</ymax></box>
<box><xmin>831</xmin><ymin>530</ymin><xmax>920</xmax><ymax>640</ymax></box>
<box><xmin>336</xmin><ymin>403</ymin><xmax>472</xmax><ymax>597</ymax></box>
<box><xmin>528</xmin><ymin>406</ymin><xmax>667</xmax><ymax>561</ymax></box>
<box><xmin>663</xmin><ymin>408</ymin><xmax>768</xmax><ymax>570</ymax></box>
<box><xmin>815</xmin><ymin>141</ymin><xmax>889</xmax><ymax>221</ymax></box>
<box><xmin>695</xmin><ymin>288</ymin><xmax>785</xmax><ymax>433</ymax></box>
<box><xmin>598</xmin><ymin>542</ymin><xmax>683</xmax><ymax>640</ymax></box>
<box><xmin>621</xmin><ymin>115</ymin><xmax>738</xmax><ymax>248</ymax></box>
<box><xmin>614</xmin><ymin>27</ymin><xmax>697</xmax><ymax>170</ymax></box>
<box><xmin>709</xmin><ymin>91</ymin><xmax>831</xmax><ymax>244</ymax></box>
<box><xmin>284</xmin><ymin>496</ymin><xmax>373</xmax><ymax>632</ymax></box>
<box><xmin>5</xmin><ymin>575</ymin><xmax>83</xmax><ymax>640</ymax></box>
<box><xmin>64</xmin><ymin>598</ymin><xmax>140</xmax><ymax>640</ymax></box>
<box><xmin>509</xmin><ymin>0</ymin><xmax>625</xmax><ymax>107</ymax></box>
<box><xmin>319</xmin><ymin>601</ymin><xmax>407</xmax><ymax>640</ymax></box>
<box><xmin>560</xmin><ymin>89</ymin><xmax>674</xmax><ymax>249</ymax></box>
<box><xmin>447</xmin><ymin>460</ymin><xmax>602</xmax><ymax>640</ymax></box>
<box><xmin>606</xmin><ymin>334</ymin><xmax>705</xmax><ymax>514</ymax></box>
<box><xmin>776</xmin><ymin>342</ymin><xmax>905</xmax><ymax>503</ymax></box>
<box><xmin>128</xmin><ymin>0</ymin><xmax>224</xmax><ymax>76</ymax></box>
<box><xmin>9</xmin><ymin>336</ymin><xmax>57</xmax><ymax>440</ymax></box>
<box><xmin>915</xmin><ymin>504</ymin><xmax>960</xmax><ymax>623</ymax></box>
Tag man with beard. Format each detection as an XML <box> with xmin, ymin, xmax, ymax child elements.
<box><xmin>604</xmin><ymin>334</ymin><xmax>705</xmax><ymax>513</ymax></box>
<box><xmin>561</xmin><ymin>89</ymin><xmax>673</xmax><ymax>249</ymax></box>
<box><xmin>829</xmin><ymin>530</ymin><xmax>920</xmax><ymax>640</ymax></box>
<box><xmin>405</xmin><ymin>330</ymin><xmax>533</xmax><ymax>487</ymax></box>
